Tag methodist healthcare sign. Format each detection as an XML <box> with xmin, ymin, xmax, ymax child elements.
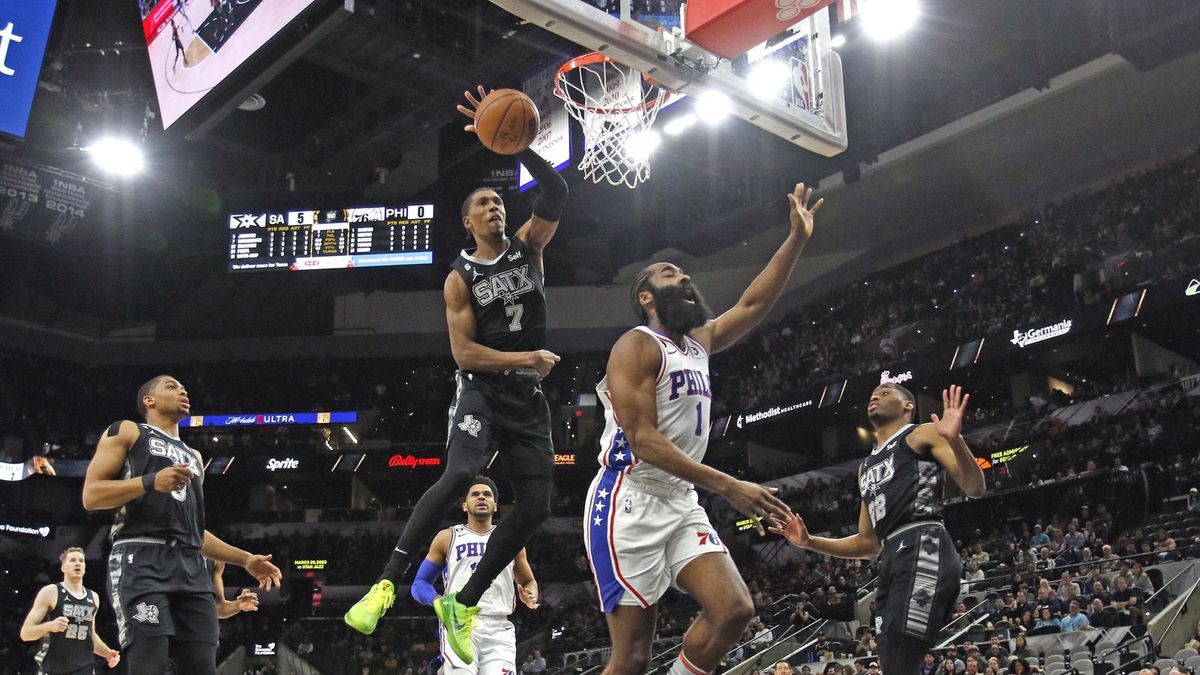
<box><xmin>0</xmin><ymin>0</ymin><xmax>58</xmax><ymax>137</ymax></box>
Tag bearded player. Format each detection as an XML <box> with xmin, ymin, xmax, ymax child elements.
<box><xmin>587</xmin><ymin>184</ymin><xmax>822</xmax><ymax>675</ymax></box>
<box><xmin>769</xmin><ymin>383</ymin><xmax>985</xmax><ymax>673</ymax></box>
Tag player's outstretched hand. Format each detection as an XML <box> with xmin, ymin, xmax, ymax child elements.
<box><xmin>457</xmin><ymin>85</ymin><xmax>494</xmax><ymax>134</ymax></box>
<box><xmin>235</xmin><ymin>588</ymin><xmax>260</xmax><ymax>612</ymax></box>
<box><xmin>32</xmin><ymin>455</ymin><xmax>56</xmax><ymax>476</ymax></box>
<box><xmin>767</xmin><ymin>511</ymin><xmax>811</xmax><ymax>549</ymax></box>
<box><xmin>104</xmin><ymin>648</ymin><xmax>121</xmax><ymax>669</ymax></box>
<box><xmin>787</xmin><ymin>182</ymin><xmax>823</xmax><ymax>243</ymax></box>
<box><xmin>930</xmin><ymin>384</ymin><xmax>970</xmax><ymax>439</ymax></box>
<box><xmin>245</xmin><ymin>554</ymin><xmax>282</xmax><ymax>591</ymax></box>
<box><xmin>529</xmin><ymin>350</ymin><xmax>561</xmax><ymax>379</ymax></box>
<box><xmin>722</xmin><ymin>481</ymin><xmax>793</xmax><ymax>535</ymax></box>
<box><xmin>47</xmin><ymin>616</ymin><xmax>69</xmax><ymax>633</ymax></box>
<box><xmin>517</xmin><ymin>583</ymin><xmax>539</xmax><ymax>610</ymax></box>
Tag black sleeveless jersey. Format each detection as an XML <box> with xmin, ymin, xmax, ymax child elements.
<box><xmin>858</xmin><ymin>424</ymin><xmax>946</xmax><ymax>541</ymax></box>
<box><xmin>109</xmin><ymin>423</ymin><xmax>205</xmax><ymax>549</ymax></box>
<box><xmin>34</xmin><ymin>584</ymin><xmax>96</xmax><ymax>673</ymax></box>
<box><xmin>450</xmin><ymin>237</ymin><xmax>547</xmax><ymax>357</ymax></box>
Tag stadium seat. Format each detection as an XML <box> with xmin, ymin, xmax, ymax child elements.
<box><xmin>1045</xmin><ymin>655</ymin><xmax>1065</xmax><ymax>667</ymax></box>
<box><xmin>1074</xmin><ymin>661</ymin><xmax>1095</xmax><ymax>674</ymax></box>
<box><xmin>1154</xmin><ymin>658</ymin><xmax>1178</xmax><ymax>672</ymax></box>
<box><xmin>1094</xmin><ymin>661</ymin><xmax>1115</xmax><ymax>675</ymax></box>
<box><xmin>1176</xmin><ymin>648</ymin><xmax>1199</xmax><ymax>661</ymax></box>
<box><xmin>1186</xmin><ymin>655</ymin><xmax>1200</xmax><ymax>671</ymax></box>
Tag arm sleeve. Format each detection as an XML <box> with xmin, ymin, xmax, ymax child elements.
<box><xmin>410</xmin><ymin>559</ymin><xmax>444</xmax><ymax>607</ymax></box>
<box><xmin>516</xmin><ymin>148</ymin><xmax>568</xmax><ymax>222</ymax></box>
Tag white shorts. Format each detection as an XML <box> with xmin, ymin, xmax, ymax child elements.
<box><xmin>584</xmin><ymin>468</ymin><xmax>728</xmax><ymax>613</ymax></box>
<box><xmin>440</xmin><ymin>614</ymin><xmax>516</xmax><ymax>675</ymax></box>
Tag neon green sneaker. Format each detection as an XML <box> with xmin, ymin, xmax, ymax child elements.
<box><xmin>434</xmin><ymin>592</ymin><xmax>480</xmax><ymax>664</ymax></box>
<box><xmin>344</xmin><ymin>580</ymin><xmax>395</xmax><ymax>635</ymax></box>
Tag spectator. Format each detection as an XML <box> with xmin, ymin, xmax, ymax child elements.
<box><xmin>523</xmin><ymin>650</ymin><xmax>546</xmax><ymax>674</ymax></box>
<box><xmin>1005</xmin><ymin>659</ymin><xmax>1032</xmax><ymax>674</ymax></box>
<box><xmin>775</xmin><ymin>661</ymin><xmax>794</xmax><ymax>675</ymax></box>
<box><xmin>1057</xmin><ymin>570</ymin><xmax>1081</xmax><ymax>602</ymax></box>
<box><xmin>920</xmin><ymin>652</ymin><xmax>939</xmax><ymax>675</ymax></box>
<box><xmin>1060</xmin><ymin>600</ymin><xmax>1090</xmax><ymax>632</ymax></box>
<box><xmin>1131</xmin><ymin>561</ymin><xmax>1155</xmax><ymax>595</ymax></box>
<box><xmin>1033</xmin><ymin>606</ymin><xmax>1061</xmax><ymax>631</ymax></box>
<box><xmin>1030</xmin><ymin>525</ymin><xmax>1050</xmax><ymax>548</ymax></box>
<box><xmin>1011</xmin><ymin>634</ymin><xmax>1032</xmax><ymax>660</ymax></box>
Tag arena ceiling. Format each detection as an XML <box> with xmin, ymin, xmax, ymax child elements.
<box><xmin>0</xmin><ymin>0</ymin><xmax>1198</xmax><ymax>338</ymax></box>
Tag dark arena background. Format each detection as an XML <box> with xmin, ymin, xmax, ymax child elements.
<box><xmin>2</xmin><ymin>0</ymin><xmax>1200</xmax><ymax>674</ymax></box>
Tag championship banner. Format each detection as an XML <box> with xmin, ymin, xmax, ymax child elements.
<box><xmin>0</xmin><ymin>157</ymin><xmax>114</xmax><ymax>247</ymax></box>
<box><xmin>519</xmin><ymin>62</ymin><xmax>570</xmax><ymax>191</ymax></box>
<box><xmin>0</xmin><ymin>0</ymin><xmax>59</xmax><ymax>138</ymax></box>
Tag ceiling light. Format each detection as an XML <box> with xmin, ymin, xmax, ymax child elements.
<box><xmin>663</xmin><ymin>113</ymin><xmax>697</xmax><ymax>136</ymax></box>
<box><xmin>862</xmin><ymin>0</ymin><xmax>919</xmax><ymax>41</ymax></box>
<box><xmin>696</xmin><ymin>90</ymin><xmax>731</xmax><ymax>124</ymax></box>
<box><xmin>830</xmin><ymin>34</ymin><xmax>846</xmax><ymax>48</ymax></box>
<box><xmin>85</xmin><ymin>139</ymin><xmax>144</xmax><ymax>176</ymax></box>
<box><xmin>624</xmin><ymin>130</ymin><xmax>661</xmax><ymax>161</ymax></box>
<box><xmin>747</xmin><ymin>60</ymin><xmax>790</xmax><ymax>101</ymax></box>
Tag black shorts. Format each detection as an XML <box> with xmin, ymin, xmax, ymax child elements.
<box><xmin>107</xmin><ymin>541</ymin><xmax>218</xmax><ymax>649</ymax></box>
<box><xmin>447</xmin><ymin>370</ymin><xmax>553</xmax><ymax>479</ymax></box>
<box><xmin>39</xmin><ymin>666</ymin><xmax>94</xmax><ymax>675</ymax></box>
<box><xmin>874</xmin><ymin>521</ymin><xmax>962</xmax><ymax>644</ymax></box>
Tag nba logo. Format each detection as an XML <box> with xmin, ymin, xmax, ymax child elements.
<box><xmin>624</xmin><ymin>499</ymin><xmax>632</xmax><ymax>514</ymax></box>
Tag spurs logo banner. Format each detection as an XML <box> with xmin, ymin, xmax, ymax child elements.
<box><xmin>0</xmin><ymin>0</ymin><xmax>58</xmax><ymax>138</ymax></box>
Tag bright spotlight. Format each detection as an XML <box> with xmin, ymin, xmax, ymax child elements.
<box><xmin>862</xmin><ymin>0</ymin><xmax>919</xmax><ymax>41</ymax></box>
<box><xmin>624</xmin><ymin>130</ymin><xmax>661</xmax><ymax>161</ymax></box>
<box><xmin>696</xmin><ymin>90</ymin><xmax>731</xmax><ymax>124</ymax></box>
<box><xmin>830</xmin><ymin>33</ymin><xmax>846</xmax><ymax>48</ymax></box>
<box><xmin>663</xmin><ymin>114</ymin><xmax>697</xmax><ymax>136</ymax></box>
<box><xmin>86</xmin><ymin>139</ymin><xmax>144</xmax><ymax>176</ymax></box>
<box><xmin>747</xmin><ymin>60</ymin><xmax>790</xmax><ymax>101</ymax></box>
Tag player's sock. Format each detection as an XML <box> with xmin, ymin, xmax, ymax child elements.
<box><xmin>668</xmin><ymin>651</ymin><xmax>712</xmax><ymax>675</ymax></box>
<box><xmin>457</xmin><ymin>474</ymin><xmax>551</xmax><ymax>606</ymax></box>
<box><xmin>378</xmin><ymin>548</ymin><xmax>412</xmax><ymax>586</ymax></box>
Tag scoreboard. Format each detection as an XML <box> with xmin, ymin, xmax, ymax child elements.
<box><xmin>227</xmin><ymin>204</ymin><xmax>435</xmax><ymax>271</ymax></box>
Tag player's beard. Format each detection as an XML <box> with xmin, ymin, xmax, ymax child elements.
<box><xmin>650</xmin><ymin>283</ymin><xmax>712</xmax><ymax>334</ymax></box>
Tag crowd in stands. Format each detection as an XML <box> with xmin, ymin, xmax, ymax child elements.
<box><xmin>711</xmin><ymin>146</ymin><xmax>1200</xmax><ymax>416</ymax></box>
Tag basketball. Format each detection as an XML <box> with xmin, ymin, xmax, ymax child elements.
<box><xmin>473</xmin><ymin>89</ymin><xmax>540</xmax><ymax>155</ymax></box>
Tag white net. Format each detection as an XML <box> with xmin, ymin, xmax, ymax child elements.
<box><xmin>554</xmin><ymin>53</ymin><xmax>671</xmax><ymax>189</ymax></box>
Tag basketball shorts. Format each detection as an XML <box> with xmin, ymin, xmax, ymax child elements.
<box><xmin>38</xmin><ymin>666</ymin><xmax>94</xmax><ymax>675</ymax></box>
<box><xmin>584</xmin><ymin>468</ymin><xmax>728</xmax><ymax>613</ymax></box>
<box><xmin>874</xmin><ymin>521</ymin><xmax>962</xmax><ymax>644</ymax></box>
<box><xmin>447</xmin><ymin>371</ymin><xmax>553</xmax><ymax>479</ymax></box>
<box><xmin>107</xmin><ymin>540</ymin><xmax>218</xmax><ymax>649</ymax></box>
<box><xmin>439</xmin><ymin>614</ymin><xmax>516</xmax><ymax>675</ymax></box>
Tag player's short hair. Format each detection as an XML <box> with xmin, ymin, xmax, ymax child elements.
<box><xmin>630</xmin><ymin>265</ymin><xmax>654</xmax><ymax>323</ymax></box>
<box><xmin>59</xmin><ymin>547</ymin><xmax>84</xmax><ymax>563</ymax></box>
<box><xmin>136</xmin><ymin>375</ymin><xmax>173</xmax><ymax>419</ymax></box>
<box><xmin>461</xmin><ymin>187</ymin><xmax>498</xmax><ymax>219</ymax></box>
<box><xmin>465</xmin><ymin>476</ymin><xmax>500</xmax><ymax>503</ymax></box>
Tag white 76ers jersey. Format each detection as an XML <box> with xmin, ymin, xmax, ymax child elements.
<box><xmin>443</xmin><ymin>524</ymin><xmax>515</xmax><ymax>617</ymax></box>
<box><xmin>595</xmin><ymin>326</ymin><xmax>711</xmax><ymax>489</ymax></box>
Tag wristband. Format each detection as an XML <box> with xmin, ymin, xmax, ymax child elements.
<box><xmin>141</xmin><ymin>473</ymin><xmax>156</xmax><ymax>494</ymax></box>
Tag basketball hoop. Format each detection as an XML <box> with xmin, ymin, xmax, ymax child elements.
<box><xmin>554</xmin><ymin>52</ymin><xmax>673</xmax><ymax>189</ymax></box>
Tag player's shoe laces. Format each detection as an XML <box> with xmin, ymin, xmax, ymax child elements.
<box><xmin>344</xmin><ymin>580</ymin><xmax>395</xmax><ymax>634</ymax></box>
<box><xmin>434</xmin><ymin>592</ymin><xmax>480</xmax><ymax>664</ymax></box>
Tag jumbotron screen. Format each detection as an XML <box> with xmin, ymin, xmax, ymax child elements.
<box><xmin>227</xmin><ymin>204</ymin><xmax>434</xmax><ymax>272</ymax></box>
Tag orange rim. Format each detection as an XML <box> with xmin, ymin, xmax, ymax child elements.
<box><xmin>554</xmin><ymin>52</ymin><xmax>671</xmax><ymax>115</ymax></box>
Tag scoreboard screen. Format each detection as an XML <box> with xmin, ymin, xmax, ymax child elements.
<box><xmin>228</xmin><ymin>204</ymin><xmax>434</xmax><ymax>272</ymax></box>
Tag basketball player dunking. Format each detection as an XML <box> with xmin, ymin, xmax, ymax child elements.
<box><xmin>769</xmin><ymin>384</ymin><xmax>985</xmax><ymax>673</ymax></box>
<box><xmin>588</xmin><ymin>184</ymin><xmax>821</xmax><ymax>675</ymax></box>
<box><xmin>346</xmin><ymin>87</ymin><xmax>568</xmax><ymax>666</ymax></box>
<box><xmin>410</xmin><ymin>477</ymin><xmax>539</xmax><ymax>675</ymax></box>
<box><xmin>20</xmin><ymin>547</ymin><xmax>120</xmax><ymax>675</ymax></box>
<box><xmin>82</xmin><ymin>375</ymin><xmax>281</xmax><ymax>675</ymax></box>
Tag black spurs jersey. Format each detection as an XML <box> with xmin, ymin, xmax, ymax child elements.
<box><xmin>34</xmin><ymin>584</ymin><xmax>96</xmax><ymax>674</ymax></box>
<box><xmin>858</xmin><ymin>424</ymin><xmax>946</xmax><ymax>541</ymax></box>
<box><xmin>450</xmin><ymin>237</ymin><xmax>547</xmax><ymax>357</ymax></box>
<box><xmin>109</xmin><ymin>423</ymin><xmax>205</xmax><ymax>549</ymax></box>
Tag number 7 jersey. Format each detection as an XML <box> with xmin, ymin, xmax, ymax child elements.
<box><xmin>595</xmin><ymin>326</ymin><xmax>711</xmax><ymax>488</ymax></box>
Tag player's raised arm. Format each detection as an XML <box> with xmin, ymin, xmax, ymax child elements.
<box><xmin>698</xmin><ymin>183</ymin><xmax>822</xmax><ymax>354</ymax></box>
<box><xmin>457</xmin><ymin>86</ymin><xmax>567</xmax><ymax>265</ymax></box>
<box><xmin>606</xmin><ymin>330</ymin><xmax>791</xmax><ymax>532</ymax></box>
<box><xmin>444</xmin><ymin>271</ymin><xmax>560</xmax><ymax>377</ymax></box>
<box><xmin>913</xmin><ymin>385</ymin><xmax>986</xmax><ymax>498</ymax></box>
